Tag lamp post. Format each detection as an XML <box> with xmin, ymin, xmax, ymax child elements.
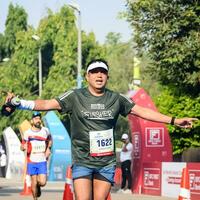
<box><xmin>68</xmin><ymin>3</ymin><xmax>82</xmax><ymax>88</ymax></box>
<box><xmin>32</xmin><ymin>35</ymin><xmax>42</xmax><ymax>97</ymax></box>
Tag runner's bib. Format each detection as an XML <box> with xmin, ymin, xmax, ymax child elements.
<box><xmin>89</xmin><ymin>129</ymin><xmax>114</xmax><ymax>156</ymax></box>
<box><xmin>30</xmin><ymin>141</ymin><xmax>46</xmax><ymax>153</ymax></box>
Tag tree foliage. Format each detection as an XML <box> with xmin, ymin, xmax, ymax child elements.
<box><xmin>127</xmin><ymin>0</ymin><xmax>200</xmax><ymax>94</ymax></box>
<box><xmin>105</xmin><ymin>32</ymin><xmax>134</xmax><ymax>93</ymax></box>
<box><xmin>0</xmin><ymin>34</ymin><xmax>6</xmax><ymax>61</ymax></box>
<box><xmin>126</xmin><ymin>0</ymin><xmax>200</xmax><ymax>154</ymax></box>
<box><xmin>4</xmin><ymin>3</ymin><xmax>28</xmax><ymax>57</ymax></box>
<box><xmin>37</xmin><ymin>6</ymin><xmax>78</xmax><ymax>98</ymax></box>
<box><xmin>155</xmin><ymin>88</ymin><xmax>200</xmax><ymax>154</ymax></box>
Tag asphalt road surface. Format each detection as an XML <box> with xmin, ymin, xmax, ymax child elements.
<box><xmin>0</xmin><ymin>177</ymin><xmax>177</xmax><ymax>200</ymax></box>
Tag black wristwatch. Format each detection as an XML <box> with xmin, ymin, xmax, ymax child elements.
<box><xmin>170</xmin><ymin>116</ymin><xmax>176</xmax><ymax>125</ymax></box>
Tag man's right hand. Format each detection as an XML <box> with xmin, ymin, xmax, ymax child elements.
<box><xmin>5</xmin><ymin>92</ymin><xmax>15</xmax><ymax>103</ymax></box>
<box><xmin>20</xmin><ymin>143</ymin><xmax>26</xmax><ymax>151</ymax></box>
<box><xmin>1</xmin><ymin>102</ymin><xmax>16</xmax><ymax>116</ymax></box>
<box><xmin>1</xmin><ymin>92</ymin><xmax>20</xmax><ymax>117</ymax></box>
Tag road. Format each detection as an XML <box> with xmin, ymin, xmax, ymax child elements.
<box><xmin>0</xmin><ymin>177</ymin><xmax>177</xmax><ymax>200</ymax></box>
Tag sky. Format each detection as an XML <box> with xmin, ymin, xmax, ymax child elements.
<box><xmin>0</xmin><ymin>0</ymin><xmax>132</xmax><ymax>44</ymax></box>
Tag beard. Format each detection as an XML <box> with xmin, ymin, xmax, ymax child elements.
<box><xmin>34</xmin><ymin>122</ymin><xmax>41</xmax><ymax>129</ymax></box>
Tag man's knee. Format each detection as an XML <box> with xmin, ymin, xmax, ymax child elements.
<box><xmin>73</xmin><ymin>178</ymin><xmax>92</xmax><ymax>200</ymax></box>
<box><xmin>38</xmin><ymin>180</ymin><xmax>46</xmax><ymax>187</ymax></box>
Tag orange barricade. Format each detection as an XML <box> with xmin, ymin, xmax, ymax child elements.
<box><xmin>63</xmin><ymin>166</ymin><xmax>74</xmax><ymax>200</ymax></box>
<box><xmin>20</xmin><ymin>174</ymin><xmax>32</xmax><ymax>195</ymax></box>
<box><xmin>19</xmin><ymin>119</ymin><xmax>32</xmax><ymax>196</ymax></box>
<box><xmin>178</xmin><ymin>167</ymin><xmax>190</xmax><ymax>200</ymax></box>
<box><xmin>114</xmin><ymin>167</ymin><xmax>122</xmax><ymax>185</ymax></box>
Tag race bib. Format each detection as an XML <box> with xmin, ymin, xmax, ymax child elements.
<box><xmin>89</xmin><ymin>129</ymin><xmax>114</xmax><ymax>157</ymax></box>
<box><xmin>30</xmin><ymin>141</ymin><xmax>46</xmax><ymax>153</ymax></box>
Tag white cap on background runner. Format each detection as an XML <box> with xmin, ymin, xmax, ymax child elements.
<box><xmin>121</xmin><ymin>133</ymin><xmax>129</xmax><ymax>140</ymax></box>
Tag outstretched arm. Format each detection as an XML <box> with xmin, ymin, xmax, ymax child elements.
<box><xmin>131</xmin><ymin>104</ymin><xmax>198</xmax><ymax>128</ymax></box>
<box><xmin>5</xmin><ymin>92</ymin><xmax>61</xmax><ymax>111</ymax></box>
<box><xmin>33</xmin><ymin>99</ymin><xmax>61</xmax><ymax>111</ymax></box>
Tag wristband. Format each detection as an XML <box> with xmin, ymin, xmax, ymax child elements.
<box><xmin>170</xmin><ymin>117</ymin><xmax>176</xmax><ymax>125</ymax></box>
<box><xmin>18</xmin><ymin>99</ymin><xmax>35</xmax><ymax>110</ymax></box>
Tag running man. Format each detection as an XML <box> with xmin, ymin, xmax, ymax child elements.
<box><xmin>4</xmin><ymin>59</ymin><xmax>197</xmax><ymax>200</ymax></box>
<box><xmin>21</xmin><ymin>111</ymin><xmax>52</xmax><ymax>200</ymax></box>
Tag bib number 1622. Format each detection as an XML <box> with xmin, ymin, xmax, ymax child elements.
<box><xmin>97</xmin><ymin>138</ymin><xmax>112</xmax><ymax>147</ymax></box>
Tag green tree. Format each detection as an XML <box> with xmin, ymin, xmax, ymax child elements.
<box><xmin>0</xmin><ymin>34</ymin><xmax>6</xmax><ymax>61</ymax></box>
<box><xmin>105</xmin><ymin>32</ymin><xmax>122</xmax><ymax>46</ymax></box>
<box><xmin>0</xmin><ymin>28</ymin><xmax>40</xmax><ymax>135</ymax></box>
<box><xmin>155</xmin><ymin>88</ymin><xmax>200</xmax><ymax>154</ymax></box>
<box><xmin>105</xmin><ymin>32</ymin><xmax>134</xmax><ymax>93</ymax></box>
<box><xmin>82</xmin><ymin>32</ymin><xmax>107</xmax><ymax>72</ymax></box>
<box><xmin>127</xmin><ymin>0</ymin><xmax>200</xmax><ymax>94</ymax></box>
<box><xmin>38</xmin><ymin>6</ymin><xmax>106</xmax><ymax>98</ymax></box>
<box><xmin>38</xmin><ymin>6</ymin><xmax>77</xmax><ymax>98</ymax></box>
<box><xmin>4</xmin><ymin>3</ymin><xmax>27</xmax><ymax>57</ymax></box>
<box><xmin>126</xmin><ymin>0</ymin><xmax>200</xmax><ymax>154</ymax></box>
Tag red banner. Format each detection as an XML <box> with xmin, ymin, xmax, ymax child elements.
<box><xmin>143</xmin><ymin>162</ymin><xmax>162</xmax><ymax>196</ymax></box>
<box><xmin>188</xmin><ymin>163</ymin><xmax>200</xmax><ymax>200</ymax></box>
<box><xmin>128</xmin><ymin>88</ymin><xmax>172</xmax><ymax>193</ymax></box>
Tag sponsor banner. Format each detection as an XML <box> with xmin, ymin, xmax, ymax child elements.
<box><xmin>132</xmin><ymin>132</ymin><xmax>140</xmax><ymax>158</ymax></box>
<box><xmin>145</xmin><ymin>127</ymin><xmax>164</xmax><ymax>147</ymax></box>
<box><xmin>188</xmin><ymin>163</ymin><xmax>200</xmax><ymax>200</ymax></box>
<box><xmin>43</xmin><ymin>111</ymin><xmax>72</xmax><ymax>181</ymax></box>
<box><xmin>3</xmin><ymin>127</ymin><xmax>25</xmax><ymax>180</ymax></box>
<box><xmin>143</xmin><ymin>162</ymin><xmax>161</xmax><ymax>196</ymax></box>
<box><xmin>128</xmin><ymin>88</ymin><xmax>172</xmax><ymax>193</ymax></box>
<box><xmin>161</xmin><ymin>162</ymin><xmax>186</xmax><ymax>198</ymax></box>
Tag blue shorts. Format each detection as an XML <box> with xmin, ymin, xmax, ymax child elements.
<box><xmin>72</xmin><ymin>164</ymin><xmax>116</xmax><ymax>185</ymax></box>
<box><xmin>27</xmin><ymin>161</ymin><xmax>47</xmax><ymax>176</ymax></box>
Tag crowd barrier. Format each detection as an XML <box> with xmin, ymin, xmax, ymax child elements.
<box><xmin>141</xmin><ymin>162</ymin><xmax>200</xmax><ymax>200</ymax></box>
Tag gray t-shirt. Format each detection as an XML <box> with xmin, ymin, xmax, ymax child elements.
<box><xmin>56</xmin><ymin>87</ymin><xmax>135</xmax><ymax>168</ymax></box>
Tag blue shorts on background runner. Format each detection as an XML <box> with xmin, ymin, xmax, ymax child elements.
<box><xmin>27</xmin><ymin>161</ymin><xmax>47</xmax><ymax>175</ymax></box>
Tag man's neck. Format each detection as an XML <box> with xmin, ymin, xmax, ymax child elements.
<box><xmin>31</xmin><ymin>126</ymin><xmax>41</xmax><ymax>132</ymax></box>
<box><xmin>88</xmin><ymin>86</ymin><xmax>105</xmax><ymax>97</ymax></box>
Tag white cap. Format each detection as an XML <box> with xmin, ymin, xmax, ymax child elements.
<box><xmin>121</xmin><ymin>133</ymin><xmax>129</xmax><ymax>140</ymax></box>
<box><xmin>87</xmin><ymin>61</ymin><xmax>108</xmax><ymax>73</ymax></box>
